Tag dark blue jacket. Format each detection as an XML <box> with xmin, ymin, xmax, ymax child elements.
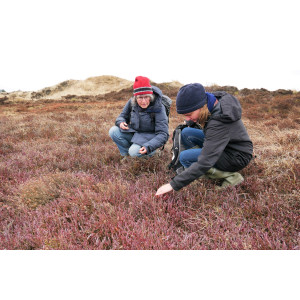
<box><xmin>115</xmin><ymin>86</ymin><xmax>169</xmax><ymax>153</ymax></box>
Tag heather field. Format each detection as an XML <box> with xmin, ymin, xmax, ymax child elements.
<box><xmin>0</xmin><ymin>84</ymin><xmax>299</xmax><ymax>250</ymax></box>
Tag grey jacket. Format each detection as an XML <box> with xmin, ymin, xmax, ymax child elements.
<box><xmin>170</xmin><ymin>91</ymin><xmax>253</xmax><ymax>191</ymax></box>
<box><xmin>115</xmin><ymin>86</ymin><xmax>169</xmax><ymax>153</ymax></box>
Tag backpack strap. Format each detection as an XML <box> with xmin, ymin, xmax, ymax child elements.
<box><xmin>168</xmin><ymin>122</ymin><xmax>203</xmax><ymax>171</ymax></box>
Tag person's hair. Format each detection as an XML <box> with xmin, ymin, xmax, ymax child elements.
<box><xmin>197</xmin><ymin>104</ymin><xmax>210</xmax><ymax>127</ymax></box>
<box><xmin>135</xmin><ymin>94</ymin><xmax>155</xmax><ymax>102</ymax></box>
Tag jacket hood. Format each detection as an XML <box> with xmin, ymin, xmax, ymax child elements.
<box><xmin>152</xmin><ymin>85</ymin><xmax>163</xmax><ymax>97</ymax></box>
<box><xmin>211</xmin><ymin>91</ymin><xmax>242</xmax><ymax>123</ymax></box>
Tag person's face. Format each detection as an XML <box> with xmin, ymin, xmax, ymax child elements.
<box><xmin>183</xmin><ymin>108</ymin><xmax>201</xmax><ymax>122</ymax></box>
<box><xmin>137</xmin><ymin>95</ymin><xmax>151</xmax><ymax>109</ymax></box>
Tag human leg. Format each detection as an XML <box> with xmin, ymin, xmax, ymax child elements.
<box><xmin>178</xmin><ymin>148</ymin><xmax>245</xmax><ymax>187</ymax></box>
<box><xmin>128</xmin><ymin>143</ymin><xmax>156</xmax><ymax>157</ymax></box>
<box><xmin>179</xmin><ymin>148</ymin><xmax>202</xmax><ymax>168</ymax></box>
<box><xmin>108</xmin><ymin>126</ymin><xmax>134</xmax><ymax>156</ymax></box>
<box><xmin>203</xmin><ymin>150</ymin><xmax>250</xmax><ymax>188</ymax></box>
<box><xmin>214</xmin><ymin>150</ymin><xmax>252</xmax><ymax>172</ymax></box>
<box><xmin>181</xmin><ymin>127</ymin><xmax>205</xmax><ymax>149</ymax></box>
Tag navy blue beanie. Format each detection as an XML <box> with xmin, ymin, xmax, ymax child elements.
<box><xmin>176</xmin><ymin>83</ymin><xmax>207</xmax><ymax>114</ymax></box>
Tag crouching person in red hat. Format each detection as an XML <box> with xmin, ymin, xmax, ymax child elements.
<box><xmin>109</xmin><ymin>76</ymin><xmax>169</xmax><ymax>158</ymax></box>
<box><xmin>156</xmin><ymin>83</ymin><xmax>253</xmax><ymax>195</ymax></box>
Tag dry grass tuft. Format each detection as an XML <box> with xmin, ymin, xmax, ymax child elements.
<box><xmin>18</xmin><ymin>172</ymin><xmax>96</xmax><ymax>209</ymax></box>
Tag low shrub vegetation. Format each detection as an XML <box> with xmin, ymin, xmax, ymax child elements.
<box><xmin>0</xmin><ymin>86</ymin><xmax>299</xmax><ymax>249</ymax></box>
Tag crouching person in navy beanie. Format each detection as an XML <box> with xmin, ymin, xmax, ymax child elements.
<box><xmin>109</xmin><ymin>76</ymin><xmax>169</xmax><ymax>158</ymax></box>
<box><xmin>156</xmin><ymin>83</ymin><xmax>253</xmax><ymax>195</ymax></box>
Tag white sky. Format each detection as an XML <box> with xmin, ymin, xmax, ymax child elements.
<box><xmin>1</xmin><ymin>0</ymin><xmax>299</xmax><ymax>92</ymax></box>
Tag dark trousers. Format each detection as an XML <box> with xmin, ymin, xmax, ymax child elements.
<box><xmin>214</xmin><ymin>149</ymin><xmax>252</xmax><ymax>172</ymax></box>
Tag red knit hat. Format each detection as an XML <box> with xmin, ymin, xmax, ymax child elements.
<box><xmin>133</xmin><ymin>76</ymin><xmax>153</xmax><ymax>96</ymax></box>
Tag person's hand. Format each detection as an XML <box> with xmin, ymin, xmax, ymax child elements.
<box><xmin>155</xmin><ymin>183</ymin><xmax>174</xmax><ymax>196</ymax></box>
<box><xmin>139</xmin><ymin>146</ymin><xmax>147</xmax><ymax>155</ymax></box>
<box><xmin>120</xmin><ymin>122</ymin><xmax>129</xmax><ymax>130</ymax></box>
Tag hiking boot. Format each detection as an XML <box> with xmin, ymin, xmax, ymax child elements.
<box><xmin>219</xmin><ymin>172</ymin><xmax>244</xmax><ymax>189</ymax></box>
<box><xmin>205</xmin><ymin>168</ymin><xmax>244</xmax><ymax>189</ymax></box>
<box><xmin>120</xmin><ymin>155</ymin><xmax>130</xmax><ymax>163</ymax></box>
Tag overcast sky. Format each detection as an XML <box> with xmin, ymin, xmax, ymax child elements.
<box><xmin>1</xmin><ymin>0</ymin><xmax>299</xmax><ymax>92</ymax></box>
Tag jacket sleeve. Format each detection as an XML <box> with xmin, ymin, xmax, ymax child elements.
<box><xmin>115</xmin><ymin>99</ymin><xmax>132</xmax><ymax>127</ymax></box>
<box><xmin>170</xmin><ymin>120</ymin><xmax>230</xmax><ymax>191</ymax></box>
<box><xmin>143</xmin><ymin>108</ymin><xmax>169</xmax><ymax>153</ymax></box>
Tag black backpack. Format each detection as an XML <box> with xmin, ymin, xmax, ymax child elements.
<box><xmin>168</xmin><ymin>121</ymin><xmax>202</xmax><ymax>172</ymax></box>
<box><xmin>161</xmin><ymin>95</ymin><xmax>172</xmax><ymax>122</ymax></box>
<box><xmin>149</xmin><ymin>95</ymin><xmax>172</xmax><ymax>123</ymax></box>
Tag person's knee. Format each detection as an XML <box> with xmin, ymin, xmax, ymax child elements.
<box><xmin>181</xmin><ymin>127</ymin><xmax>197</xmax><ymax>145</ymax></box>
<box><xmin>179</xmin><ymin>148</ymin><xmax>202</xmax><ymax>168</ymax></box>
<box><xmin>179</xmin><ymin>151</ymin><xmax>189</xmax><ymax>167</ymax></box>
<box><xmin>128</xmin><ymin>144</ymin><xmax>141</xmax><ymax>157</ymax></box>
<box><xmin>109</xmin><ymin>126</ymin><xmax>119</xmax><ymax>138</ymax></box>
<box><xmin>181</xmin><ymin>127</ymin><xmax>190</xmax><ymax>139</ymax></box>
